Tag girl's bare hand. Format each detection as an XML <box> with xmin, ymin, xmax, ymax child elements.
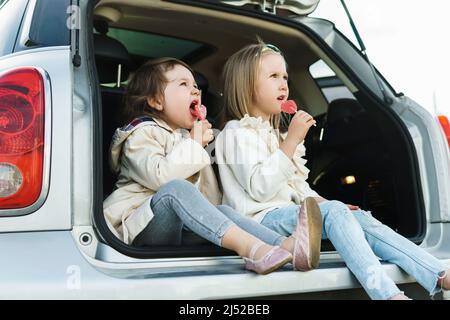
<box><xmin>347</xmin><ymin>204</ymin><xmax>360</xmax><ymax>211</ymax></box>
<box><xmin>287</xmin><ymin>110</ymin><xmax>316</xmax><ymax>144</ymax></box>
<box><xmin>190</xmin><ymin>120</ymin><xmax>214</xmax><ymax>147</ymax></box>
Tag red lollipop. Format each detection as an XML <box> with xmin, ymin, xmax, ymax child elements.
<box><xmin>281</xmin><ymin>100</ymin><xmax>297</xmax><ymax>114</ymax></box>
<box><xmin>281</xmin><ymin>100</ymin><xmax>316</xmax><ymax>126</ymax></box>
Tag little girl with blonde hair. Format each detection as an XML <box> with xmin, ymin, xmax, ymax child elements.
<box><xmin>216</xmin><ymin>42</ymin><xmax>449</xmax><ymax>299</ymax></box>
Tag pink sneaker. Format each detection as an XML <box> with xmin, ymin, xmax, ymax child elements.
<box><xmin>292</xmin><ymin>197</ymin><xmax>322</xmax><ymax>271</ymax></box>
<box><xmin>244</xmin><ymin>242</ymin><xmax>292</xmax><ymax>275</ymax></box>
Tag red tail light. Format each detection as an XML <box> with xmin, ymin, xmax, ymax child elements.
<box><xmin>438</xmin><ymin>115</ymin><xmax>450</xmax><ymax>148</ymax></box>
<box><xmin>0</xmin><ymin>68</ymin><xmax>45</xmax><ymax>209</ymax></box>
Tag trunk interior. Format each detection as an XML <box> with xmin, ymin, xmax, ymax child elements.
<box><xmin>303</xmin><ymin>90</ymin><xmax>425</xmax><ymax>243</ymax></box>
<box><xmin>93</xmin><ymin>0</ymin><xmax>425</xmax><ymax>259</ymax></box>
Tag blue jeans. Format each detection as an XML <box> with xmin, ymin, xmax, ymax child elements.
<box><xmin>133</xmin><ymin>179</ymin><xmax>286</xmax><ymax>248</ymax></box>
<box><xmin>261</xmin><ymin>200</ymin><xmax>448</xmax><ymax>300</ymax></box>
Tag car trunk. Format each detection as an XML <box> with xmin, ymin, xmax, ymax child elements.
<box><xmin>303</xmin><ymin>90</ymin><xmax>425</xmax><ymax>249</ymax></box>
<box><xmin>92</xmin><ymin>0</ymin><xmax>425</xmax><ymax>259</ymax></box>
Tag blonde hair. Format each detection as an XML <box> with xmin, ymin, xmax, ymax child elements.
<box><xmin>221</xmin><ymin>40</ymin><xmax>285</xmax><ymax>130</ymax></box>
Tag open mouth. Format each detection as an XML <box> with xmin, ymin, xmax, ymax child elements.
<box><xmin>189</xmin><ymin>100</ymin><xmax>199</xmax><ymax>117</ymax></box>
<box><xmin>189</xmin><ymin>100</ymin><xmax>199</xmax><ymax>112</ymax></box>
<box><xmin>277</xmin><ymin>95</ymin><xmax>286</xmax><ymax>102</ymax></box>
<box><xmin>189</xmin><ymin>100</ymin><xmax>207</xmax><ymax>120</ymax></box>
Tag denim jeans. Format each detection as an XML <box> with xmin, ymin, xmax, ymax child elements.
<box><xmin>133</xmin><ymin>179</ymin><xmax>286</xmax><ymax>248</ymax></box>
<box><xmin>261</xmin><ymin>200</ymin><xmax>448</xmax><ymax>300</ymax></box>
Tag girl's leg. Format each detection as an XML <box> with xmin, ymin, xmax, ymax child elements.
<box><xmin>260</xmin><ymin>201</ymin><xmax>323</xmax><ymax>271</ymax></box>
<box><xmin>132</xmin><ymin>198</ymin><xmax>185</xmax><ymax>247</ymax></box>
<box><xmin>350</xmin><ymin>207</ymin><xmax>449</xmax><ymax>297</ymax></box>
<box><xmin>262</xmin><ymin>202</ymin><xmax>402</xmax><ymax>299</ymax></box>
<box><xmin>318</xmin><ymin>200</ymin><xmax>403</xmax><ymax>300</ymax></box>
<box><xmin>215</xmin><ymin>204</ymin><xmax>287</xmax><ymax>246</ymax></box>
<box><xmin>260</xmin><ymin>205</ymin><xmax>305</xmax><ymax>252</ymax></box>
<box><xmin>261</xmin><ymin>201</ymin><xmax>418</xmax><ymax>299</ymax></box>
<box><xmin>260</xmin><ymin>205</ymin><xmax>300</xmax><ymax>236</ymax></box>
<box><xmin>134</xmin><ymin>180</ymin><xmax>290</xmax><ymax>266</ymax></box>
<box><xmin>438</xmin><ymin>270</ymin><xmax>450</xmax><ymax>290</ymax></box>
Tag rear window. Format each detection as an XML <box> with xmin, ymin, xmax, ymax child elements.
<box><xmin>106</xmin><ymin>27</ymin><xmax>208</xmax><ymax>60</ymax></box>
<box><xmin>0</xmin><ymin>0</ymin><xmax>28</xmax><ymax>57</ymax></box>
<box><xmin>310</xmin><ymin>60</ymin><xmax>355</xmax><ymax>102</ymax></box>
<box><xmin>27</xmin><ymin>0</ymin><xmax>71</xmax><ymax>47</ymax></box>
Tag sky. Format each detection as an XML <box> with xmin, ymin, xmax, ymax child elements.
<box><xmin>310</xmin><ymin>0</ymin><xmax>450</xmax><ymax>116</ymax></box>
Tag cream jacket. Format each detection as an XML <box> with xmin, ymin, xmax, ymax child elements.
<box><xmin>216</xmin><ymin>114</ymin><xmax>319</xmax><ymax>222</ymax></box>
<box><xmin>103</xmin><ymin>117</ymin><xmax>221</xmax><ymax>244</ymax></box>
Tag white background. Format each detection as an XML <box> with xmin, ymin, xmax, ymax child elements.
<box><xmin>311</xmin><ymin>0</ymin><xmax>450</xmax><ymax>116</ymax></box>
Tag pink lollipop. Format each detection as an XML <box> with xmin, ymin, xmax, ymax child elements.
<box><xmin>281</xmin><ymin>100</ymin><xmax>316</xmax><ymax>126</ymax></box>
<box><xmin>281</xmin><ymin>100</ymin><xmax>298</xmax><ymax>114</ymax></box>
<box><xmin>191</xmin><ymin>103</ymin><xmax>207</xmax><ymax>120</ymax></box>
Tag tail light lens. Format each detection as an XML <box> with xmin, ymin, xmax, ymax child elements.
<box><xmin>0</xmin><ymin>68</ymin><xmax>45</xmax><ymax>209</ymax></box>
<box><xmin>438</xmin><ymin>115</ymin><xmax>450</xmax><ymax>148</ymax></box>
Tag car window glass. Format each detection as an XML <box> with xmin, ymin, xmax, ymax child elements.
<box><xmin>310</xmin><ymin>59</ymin><xmax>355</xmax><ymax>102</ymax></box>
<box><xmin>310</xmin><ymin>59</ymin><xmax>335</xmax><ymax>78</ymax></box>
<box><xmin>28</xmin><ymin>0</ymin><xmax>70</xmax><ymax>47</ymax></box>
<box><xmin>107</xmin><ymin>27</ymin><xmax>204</xmax><ymax>59</ymax></box>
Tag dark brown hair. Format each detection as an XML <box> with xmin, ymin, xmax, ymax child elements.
<box><xmin>121</xmin><ymin>57</ymin><xmax>193</xmax><ymax>124</ymax></box>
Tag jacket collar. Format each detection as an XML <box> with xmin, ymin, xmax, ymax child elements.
<box><xmin>152</xmin><ymin>117</ymin><xmax>175</xmax><ymax>133</ymax></box>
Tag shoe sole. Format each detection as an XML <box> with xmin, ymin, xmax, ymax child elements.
<box><xmin>304</xmin><ymin>197</ymin><xmax>322</xmax><ymax>269</ymax></box>
<box><xmin>259</xmin><ymin>255</ymin><xmax>293</xmax><ymax>275</ymax></box>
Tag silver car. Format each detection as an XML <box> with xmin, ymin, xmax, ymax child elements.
<box><xmin>0</xmin><ymin>0</ymin><xmax>449</xmax><ymax>299</ymax></box>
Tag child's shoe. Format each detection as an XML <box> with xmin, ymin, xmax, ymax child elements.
<box><xmin>244</xmin><ymin>242</ymin><xmax>292</xmax><ymax>275</ymax></box>
<box><xmin>292</xmin><ymin>197</ymin><xmax>322</xmax><ymax>271</ymax></box>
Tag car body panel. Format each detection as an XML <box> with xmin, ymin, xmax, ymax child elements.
<box><xmin>0</xmin><ymin>47</ymin><xmax>73</xmax><ymax>231</ymax></box>
<box><xmin>3</xmin><ymin>230</ymin><xmax>449</xmax><ymax>299</ymax></box>
<box><xmin>392</xmin><ymin>96</ymin><xmax>450</xmax><ymax>224</ymax></box>
<box><xmin>0</xmin><ymin>0</ymin><xmax>28</xmax><ymax>56</ymax></box>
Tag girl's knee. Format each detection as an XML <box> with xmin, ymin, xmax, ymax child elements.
<box><xmin>327</xmin><ymin>200</ymin><xmax>348</xmax><ymax>211</ymax></box>
<box><xmin>155</xmin><ymin>180</ymin><xmax>198</xmax><ymax>204</ymax></box>
<box><xmin>353</xmin><ymin>210</ymin><xmax>383</xmax><ymax>228</ymax></box>
<box><xmin>275</xmin><ymin>210</ymin><xmax>298</xmax><ymax>235</ymax></box>
<box><xmin>160</xmin><ymin>179</ymin><xmax>195</xmax><ymax>195</ymax></box>
<box><xmin>323</xmin><ymin>201</ymin><xmax>353</xmax><ymax>223</ymax></box>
